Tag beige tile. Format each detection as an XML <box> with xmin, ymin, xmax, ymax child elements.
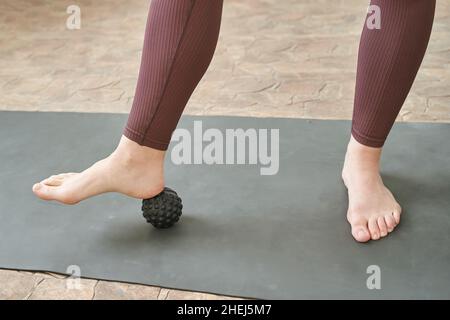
<box><xmin>0</xmin><ymin>270</ymin><xmax>43</xmax><ymax>300</ymax></box>
<box><xmin>93</xmin><ymin>281</ymin><xmax>160</xmax><ymax>300</ymax></box>
<box><xmin>0</xmin><ymin>0</ymin><xmax>447</xmax><ymax>121</ymax></box>
<box><xmin>27</xmin><ymin>277</ymin><xmax>97</xmax><ymax>300</ymax></box>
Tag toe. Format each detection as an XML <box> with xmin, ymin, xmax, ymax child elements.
<box><xmin>368</xmin><ymin>218</ymin><xmax>380</xmax><ymax>240</ymax></box>
<box><xmin>377</xmin><ymin>216</ymin><xmax>388</xmax><ymax>237</ymax></box>
<box><xmin>41</xmin><ymin>177</ymin><xmax>63</xmax><ymax>186</ymax></box>
<box><xmin>32</xmin><ymin>183</ymin><xmax>60</xmax><ymax>201</ymax></box>
<box><xmin>41</xmin><ymin>173</ymin><xmax>76</xmax><ymax>186</ymax></box>
<box><xmin>351</xmin><ymin>226</ymin><xmax>371</xmax><ymax>243</ymax></box>
<box><xmin>393</xmin><ymin>206</ymin><xmax>401</xmax><ymax>224</ymax></box>
<box><xmin>59</xmin><ymin>173</ymin><xmax>77</xmax><ymax>178</ymax></box>
<box><xmin>385</xmin><ymin>214</ymin><xmax>396</xmax><ymax>232</ymax></box>
<box><xmin>349</xmin><ymin>217</ymin><xmax>371</xmax><ymax>243</ymax></box>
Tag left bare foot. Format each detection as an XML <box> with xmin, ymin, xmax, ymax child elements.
<box><xmin>342</xmin><ymin>136</ymin><xmax>402</xmax><ymax>242</ymax></box>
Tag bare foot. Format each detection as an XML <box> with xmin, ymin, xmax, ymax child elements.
<box><xmin>342</xmin><ymin>136</ymin><xmax>401</xmax><ymax>242</ymax></box>
<box><xmin>32</xmin><ymin>136</ymin><xmax>165</xmax><ymax>204</ymax></box>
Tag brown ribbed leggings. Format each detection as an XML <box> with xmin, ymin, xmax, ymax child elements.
<box><xmin>351</xmin><ymin>0</ymin><xmax>436</xmax><ymax>147</ymax></box>
<box><xmin>124</xmin><ymin>0</ymin><xmax>435</xmax><ymax>150</ymax></box>
<box><xmin>123</xmin><ymin>0</ymin><xmax>223</xmax><ymax>150</ymax></box>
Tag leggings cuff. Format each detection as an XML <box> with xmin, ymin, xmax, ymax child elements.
<box><xmin>123</xmin><ymin>126</ymin><xmax>169</xmax><ymax>151</ymax></box>
<box><xmin>351</xmin><ymin>127</ymin><xmax>385</xmax><ymax>148</ymax></box>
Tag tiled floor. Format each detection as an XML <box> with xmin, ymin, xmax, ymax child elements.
<box><xmin>0</xmin><ymin>0</ymin><xmax>449</xmax><ymax>299</ymax></box>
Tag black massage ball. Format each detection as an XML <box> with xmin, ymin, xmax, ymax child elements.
<box><xmin>142</xmin><ymin>187</ymin><xmax>183</xmax><ymax>229</ymax></box>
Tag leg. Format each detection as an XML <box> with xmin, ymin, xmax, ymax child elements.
<box><xmin>343</xmin><ymin>0</ymin><xmax>435</xmax><ymax>242</ymax></box>
<box><xmin>33</xmin><ymin>0</ymin><xmax>223</xmax><ymax>204</ymax></box>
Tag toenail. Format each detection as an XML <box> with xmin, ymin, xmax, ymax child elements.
<box><xmin>357</xmin><ymin>230</ymin><xmax>366</xmax><ymax>238</ymax></box>
<box><xmin>34</xmin><ymin>183</ymin><xmax>41</xmax><ymax>190</ymax></box>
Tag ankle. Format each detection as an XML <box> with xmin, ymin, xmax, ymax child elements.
<box><xmin>346</xmin><ymin>136</ymin><xmax>381</xmax><ymax>166</ymax></box>
<box><xmin>113</xmin><ymin>135</ymin><xmax>166</xmax><ymax>168</ymax></box>
<box><xmin>342</xmin><ymin>136</ymin><xmax>382</xmax><ymax>183</ymax></box>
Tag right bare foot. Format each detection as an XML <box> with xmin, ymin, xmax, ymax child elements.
<box><xmin>342</xmin><ymin>136</ymin><xmax>402</xmax><ymax>243</ymax></box>
<box><xmin>32</xmin><ymin>136</ymin><xmax>165</xmax><ymax>204</ymax></box>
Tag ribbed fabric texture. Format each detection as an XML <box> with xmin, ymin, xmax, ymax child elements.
<box><xmin>124</xmin><ymin>0</ymin><xmax>223</xmax><ymax>150</ymax></box>
<box><xmin>352</xmin><ymin>0</ymin><xmax>435</xmax><ymax>148</ymax></box>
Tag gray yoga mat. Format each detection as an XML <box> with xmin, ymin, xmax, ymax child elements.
<box><xmin>0</xmin><ymin>111</ymin><xmax>449</xmax><ymax>299</ymax></box>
